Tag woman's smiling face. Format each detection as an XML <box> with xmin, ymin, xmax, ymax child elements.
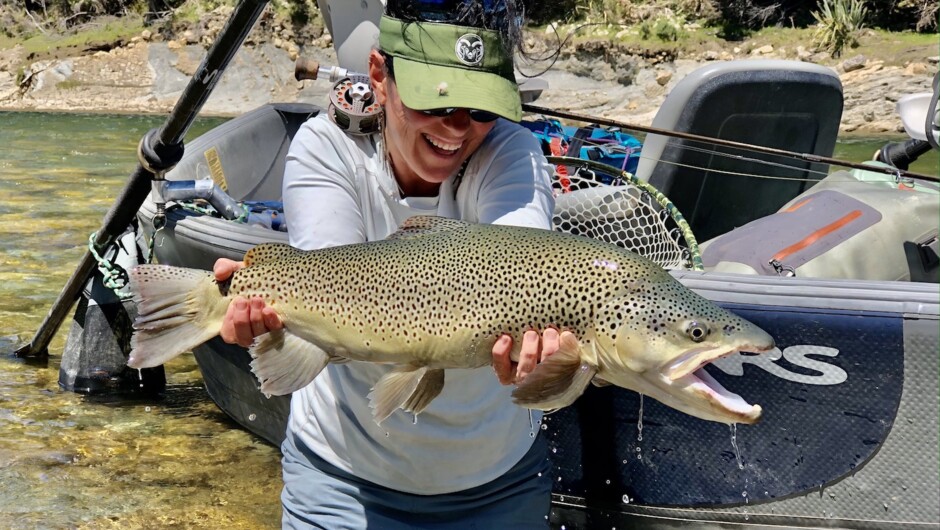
<box><xmin>369</xmin><ymin>50</ymin><xmax>497</xmax><ymax>197</ymax></box>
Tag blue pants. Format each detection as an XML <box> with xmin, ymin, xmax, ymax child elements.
<box><xmin>281</xmin><ymin>433</ymin><xmax>553</xmax><ymax>529</ymax></box>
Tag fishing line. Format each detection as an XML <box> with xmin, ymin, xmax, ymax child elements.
<box><xmin>523</xmin><ymin>104</ymin><xmax>939</xmax><ymax>182</ymax></box>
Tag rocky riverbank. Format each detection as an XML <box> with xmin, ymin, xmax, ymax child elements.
<box><xmin>0</xmin><ymin>10</ymin><xmax>935</xmax><ymax>135</ymax></box>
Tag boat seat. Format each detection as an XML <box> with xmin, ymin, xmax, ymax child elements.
<box><xmin>634</xmin><ymin>60</ymin><xmax>843</xmax><ymax>242</ymax></box>
<box><xmin>165</xmin><ymin>103</ymin><xmax>319</xmax><ymax>202</ymax></box>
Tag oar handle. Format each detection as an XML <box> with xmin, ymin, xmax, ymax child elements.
<box><xmin>15</xmin><ymin>0</ymin><xmax>271</xmax><ymax>359</ymax></box>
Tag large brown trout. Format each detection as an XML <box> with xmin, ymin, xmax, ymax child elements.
<box><xmin>127</xmin><ymin>216</ymin><xmax>774</xmax><ymax>425</ymax></box>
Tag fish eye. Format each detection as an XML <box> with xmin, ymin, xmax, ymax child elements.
<box><xmin>686</xmin><ymin>322</ymin><xmax>709</xmax><ymax>342</ymax></box>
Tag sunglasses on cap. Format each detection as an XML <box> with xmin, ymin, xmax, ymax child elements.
<box><xmin>417</xmin><ymin>107</ymin><xmax>500</xmax><ymax>123</ymax></box>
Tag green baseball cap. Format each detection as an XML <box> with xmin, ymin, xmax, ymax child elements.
<box><xmin>378</xmin><ymin>15</ymin><xmax>521</xmax><ymax>122</ymax></box>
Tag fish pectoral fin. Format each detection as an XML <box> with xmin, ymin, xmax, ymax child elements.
<box><xmin>248</xmin><ymin>329</ymin><xmax>330</xmax><ymax>397</ymax></box>
<box><xmin>368</xmin><ymin>365</ymin><xmax>445</xmax><ymax>424</ymax></box>
<box><xmin>403</xmin><ymin>368</ymin><xmax>444</xmax><ymax>415</ymax></box>
<box><xmin>511</xmin><ymin>334</ymin><xmax>596</xmax><ymax>411</ymax></box>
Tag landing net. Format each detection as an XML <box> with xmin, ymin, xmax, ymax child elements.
<box><xmin>548</xmin><ymin>157</ymin><xmax>703</xmax><ymax>271</ymax></box>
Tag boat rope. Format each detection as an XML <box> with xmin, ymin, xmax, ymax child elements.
<box><xmin>87</xmin><ymin>231</ymin><xmax>131</xmax><ymax>299</ymax></box>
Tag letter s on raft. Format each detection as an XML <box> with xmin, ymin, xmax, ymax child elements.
<box><xmin>712</xmin><ymin>345</ymin><xmax>848</xmax><ymax>386</ymax></box>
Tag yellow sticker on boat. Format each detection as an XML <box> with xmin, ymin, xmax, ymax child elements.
<box><xmin>204</xmin><ymin>147</ymin><xmax>227</xmax><ymax>192</ymax></box>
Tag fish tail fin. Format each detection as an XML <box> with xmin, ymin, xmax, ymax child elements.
<box><xmin>127</xmin><ymin>265</ymin><xmax>225</xmax><ymax>369</ymax></box>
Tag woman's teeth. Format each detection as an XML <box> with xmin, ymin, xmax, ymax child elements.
<box><xmin>424</xmin><ymin>134</ymin><xmax>461</xmax><ymax>153</ymax></box>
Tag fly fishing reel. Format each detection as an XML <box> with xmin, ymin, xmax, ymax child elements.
<box><xmin>294</xmin><ymin>57</ymin><xmax>382</xmax><ymax>136</ymax></box>
<box><xmin>328</xmin><ymin>74</ymin><xmax>382</xmax><ymax>135</ymax></box>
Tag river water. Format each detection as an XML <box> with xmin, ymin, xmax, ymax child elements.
<box><xmin>0</xmin><ymin>111</ymin><xmax>936</xmax><ymax>529</ymax></box>
<box><xmin>0</xmin><ymin>112</ymin><xmax>282</xmax><ymax>529</ymax></box>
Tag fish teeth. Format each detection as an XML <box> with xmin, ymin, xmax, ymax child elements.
<box><xmin>424</xmin><ymin>134</ymin><xmax>461</xmax><ymax>152</ymax></box>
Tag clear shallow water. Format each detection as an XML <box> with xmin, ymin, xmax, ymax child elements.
<box><xmin>0</xmin><ymin>111</ymin><xmax>936</xmax><ymax>528</ymax></box>
<box><xmin>0</xmin><ymin>112</ymin><xmax>282</xmax><ymax>529</ymax></box>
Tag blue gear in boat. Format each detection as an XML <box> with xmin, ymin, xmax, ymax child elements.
<box><xmin>521</xmin><ymin>119</ymin><xmax>643</xmax><ymax>181</ymax></box>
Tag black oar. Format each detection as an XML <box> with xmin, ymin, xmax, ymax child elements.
<box><xmin>12</xmin><ymin>0</ymin><xmax>270</xmax><ymax>359</ymax></box>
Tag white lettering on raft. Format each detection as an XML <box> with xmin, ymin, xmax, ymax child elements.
<box><xmin>711</xmin><ymin>345</ymin><xmax>849</xmax><ymax>386</ymax></box>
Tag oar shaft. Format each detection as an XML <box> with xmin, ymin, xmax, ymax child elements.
<box><xmin>15</xmin><ymin>0</ymin><xmax>270</xmax><ymax>358</ymax></box>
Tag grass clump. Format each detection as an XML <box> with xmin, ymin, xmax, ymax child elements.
<box><xmin>812</xmin><ymin>0</ymin><xmax>867</xmax><ymax>57</ymax></box>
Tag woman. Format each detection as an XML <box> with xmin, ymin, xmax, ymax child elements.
<box><xmin>215</xmin><ymin>1</ymin><xmax>567</xmax><ymax>527</ymax></box>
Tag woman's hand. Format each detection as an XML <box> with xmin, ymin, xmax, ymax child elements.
<box><xmin>492</xmin><ymin>328</ymin><xmax>575</xmax><ymax>385</ymax></box>
<box><xmin>214</xmin><ymin>258</ymin><xmax>283</xmax><ymax>348</ymax></box>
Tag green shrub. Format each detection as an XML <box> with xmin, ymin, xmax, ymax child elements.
<box><xmin>652</xmin><ymin>16</ymin><xmax>684</xmax><ymax>41</ymax></box>
<box><xmin>812</xmin><ymin>0</ymin><xmax>867</xmax><ymax>57</ymax></box>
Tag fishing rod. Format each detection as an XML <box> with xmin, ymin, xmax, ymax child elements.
<box><xmin>522</xmin><ymin>104</ymin><xmax>939</xmax><ymax>183</ymax></box>
<box><xmin>12</xmin><ymin>0</ymin><xmax>271</xmax><ymax>359</ymax></box>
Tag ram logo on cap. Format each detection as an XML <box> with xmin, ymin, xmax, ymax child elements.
<box><xmin>455</xmin><ymin>34</ymin><xmax>484</xmax><ymax>66</ymax></box>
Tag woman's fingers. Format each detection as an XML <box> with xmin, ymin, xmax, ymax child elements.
<box><xmin>514</xmin><ymin>330</ymin><xmax>541</xmax><ymax>384</ymax></box>
<box><xmin>492</xmin><ymin>335</ymin><xmax>513</xmax><ymax>385</ymax></box>
<box><xmin>213</xmin><ymin>258</ymin><xmax>244</xmax><ymax>282</ymax></box>
<box><xmin>492</xmin><ymin>329</ymin><xmax>574</xmax><ymax>385</ymax></box>
<box><xmin>220</xmin><ymin>296</ymin><xmax>244</xmax><ymax>346</ymax></box>
<box><xmin>540</xmin><ymin>327</ymin><xmax>560</xmax><ymax>359</ymax></box>
<box><xmin>232</xmin><ymin>297</ymin><xmax>256</xmax><ymax>347</ymax></box>
<box><xmin>262</xmin><ymin>306</ymin><xmax>284</xmax><ymax>331</ymax></box>
<box><xmin>249</xmin><ymin>297</ymin><xmax>267</xmax><ymax>338</ymax></box>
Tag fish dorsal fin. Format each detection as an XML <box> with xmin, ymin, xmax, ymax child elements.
<box><xmin>243</xmin><ymin>243</ymin><xmax>304</xmax><ymax>266</ymax></box>
<box><xmin>386</xmin><ymin>216</ymin><xmax>469</xmax><ymax>240</ymax></box>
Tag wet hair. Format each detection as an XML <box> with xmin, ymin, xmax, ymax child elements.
<box><xmin>384</xmin><ymin>0</ymin><xmax>525</xmax><ymax>57</ymax></box>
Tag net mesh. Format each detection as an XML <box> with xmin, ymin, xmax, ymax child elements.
<box><xmin>548</xmin><ymin>157</ymin><xmax>702</xmax><ymax>271</ymax></box>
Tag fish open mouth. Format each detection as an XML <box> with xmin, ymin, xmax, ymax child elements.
<box><xmin>664</xmin><ymin>343</ymin><xmax>773</xmax><ymax>424</ymax></box>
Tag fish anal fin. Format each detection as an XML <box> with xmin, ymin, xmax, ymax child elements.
<box><xmin>386</xmin><ymin>216</ymin><xmax>469</xmax><ymax>240</ymax></box>
<box><xmin>511</xmin><ymin>334</ymin><xmax>596</xmax><ymax>411</ymax></box>
<box><xmin>368</xmin><ymin>365</ymin><xmax>445</xmax><ymax>424</ymax></box>
<box><xmin>249</xmin><ymin>329</ymin><xmax>330</xmax><ymax>397</ymax></box>
<box><xmin>243</xmin><ymin>243</ymin><xmax>304</xmax><ymax>267</ymax></box>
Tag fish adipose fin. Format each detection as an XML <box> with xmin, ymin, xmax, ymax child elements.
<box><xmin>511</xmin><ymin>333</ymin><xmax>597</xmax><ymax>411</ymax></box>
<box><xmin>386</xmin><ymin>216</ymin><xmax>468</xmax><ymax>240</ymax></box>
<box><xmin>369</xmin><ymin>366</ymin><xmax>445</xmax><ymax>424</ymax></box>
<box><xmin>128</xmin><ymin>265</ymin><xmax>223</xmax><ymax>369</ymax></box>
<box><xmin>249</xmin><ymin>329</ymin><xmax>331</xmax><ymax>397</ymax></box>
<box><xmin>243</xmin><ymin>243</ymin><xmax>305</xmax><ymax>266</ymax></box>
